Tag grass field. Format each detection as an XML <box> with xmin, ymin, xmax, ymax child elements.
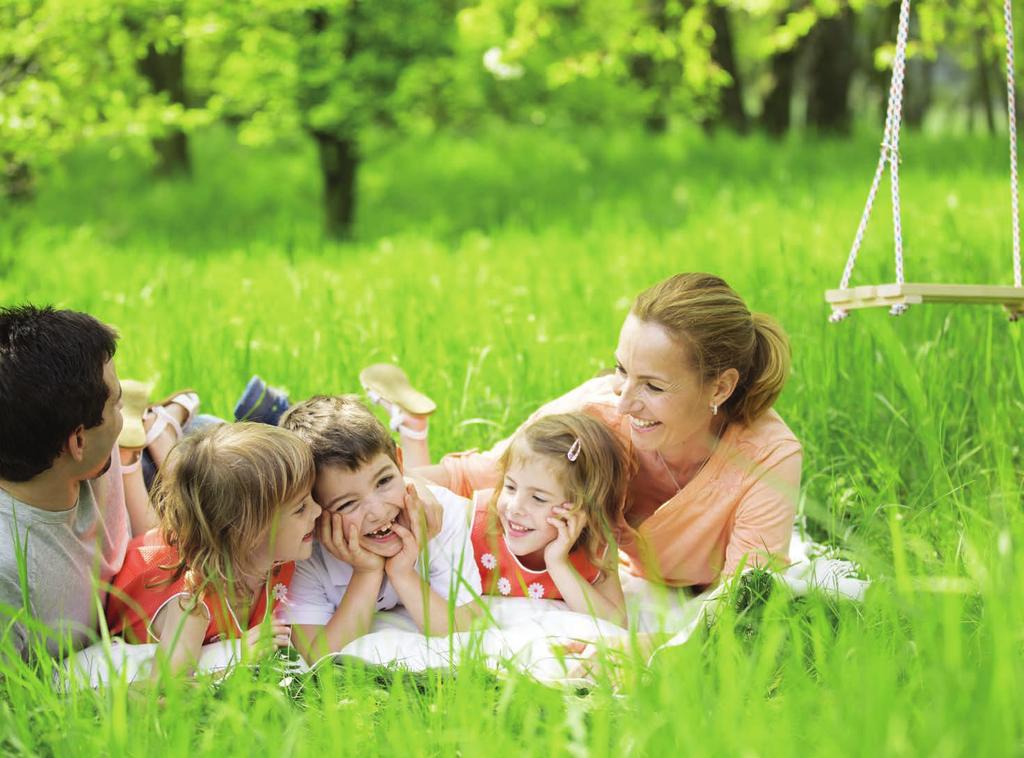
<box><xmin>1</xmin><ymin>124</ymin><xmax>1022</xmax><ymax>756</ymax></box>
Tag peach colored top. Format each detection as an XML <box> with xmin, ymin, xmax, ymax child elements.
<box><xmin>439</xmin><ymin>376</ymin><xmax>801</xmax><ymax>588</ymax></box>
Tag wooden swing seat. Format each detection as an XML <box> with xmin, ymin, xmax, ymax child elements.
<box><xmin>825</xmin><ymin>283</ymin><xmax>1024</xmax><ymax>318</ymax></box>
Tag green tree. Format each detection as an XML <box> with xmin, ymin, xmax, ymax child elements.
<box><xmin>200</xmin><ymin>0</ymin><xmax>460</xmax><ymax>238</ymax></box>
<box><xmin>0</xmin><ymin>0</ymin><xmax>200</xmax><ymax>199</ymax></box>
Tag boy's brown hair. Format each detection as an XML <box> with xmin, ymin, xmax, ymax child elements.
<box><xmin>280</xmin><ymin>394</ymin><xmax>398</xmax><ymax>471</ymax></box>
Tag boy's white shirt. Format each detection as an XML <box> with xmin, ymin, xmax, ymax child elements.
<box><xmin>283</xmin><ymin>485</ymin><xmax>482</xmax><ymax>627</ymax></box>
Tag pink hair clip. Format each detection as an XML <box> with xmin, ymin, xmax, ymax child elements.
<box><xmin>566</xmin><ymin>438</ymin><xmax>582</xmax><ymax>462</ymax></box>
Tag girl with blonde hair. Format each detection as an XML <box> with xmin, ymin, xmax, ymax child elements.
<box><xmin>471</xmin><ymin>413</ymin><xmax>631</xmax><ymax>626</ymax></box>
<box><xmin>106</xmin><ymin>423</ymin><xmax>321</xmax><ymax>676</ymax></box>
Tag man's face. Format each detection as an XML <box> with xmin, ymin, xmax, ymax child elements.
<box><xmin>80</xmin><ymin>360</ymin><xmax>124</xmax><ymax>479</ymax></box>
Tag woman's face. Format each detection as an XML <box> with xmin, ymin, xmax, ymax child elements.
<box><xmin>612</xmin><ymin>314</ymin><xmax>717</xmax><ymax>456</ymax></box>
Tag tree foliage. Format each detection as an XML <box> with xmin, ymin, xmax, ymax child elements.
<box><xmin>2</xmin><ymin>0</ymin><xmax>1019</xmax><ymax>227</ymax></box>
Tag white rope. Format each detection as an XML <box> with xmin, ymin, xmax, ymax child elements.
<box><xmin>831</xmin><ymin>0</ymin><xmax>914</xmax><ymax>322</ymax></box>
<box><xmin>886</xmin><ymin>0</ymin><xmax>913</xmax><ymax>315</ymax></box>
<box><xmin>1004</xmin><ymin>0</ymin><xmax>1022</xmax><ymax>288</ymax></box>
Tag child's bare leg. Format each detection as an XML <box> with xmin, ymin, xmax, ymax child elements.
<box><xmin>120</xmin><ymin>447</ymin><xmax>157</xmax><ymax>533</ymax></box>
<box><xmin>144</xmin><ymin>402</ymin><xmax>190</xmax><ymax>469</ymax></box>
<box><xmin>397</xmin><ymin>414</ymin><xmax>431</xmax><ymax>469</ymax></box>
<box><xmin>359</xmin><ymin>364</ymin><xmax>435</xmax><ymax>470</ymax></box>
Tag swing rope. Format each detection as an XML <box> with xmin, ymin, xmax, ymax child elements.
<box><xmin>830</xmin><ymin>0</ymin><xmax>1022</xmax><ymax>322</ymax></box>
<box><xmin>1004</xmin><ymin>0</ymin><xmax>1021</xmax><ymax>288</ymax></box>
<box><xmin>831</xmin><ymin>0</ymin><xmax>912</xmax><ymax>322</ymax></box>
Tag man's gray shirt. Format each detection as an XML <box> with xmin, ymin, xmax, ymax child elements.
<box><xmin>0</xmin><ymin>455</ymin><xmax>129</xmax><ymax>658</ymax></box>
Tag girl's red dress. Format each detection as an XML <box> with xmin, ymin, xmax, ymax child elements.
<box><xmin>106</xmin><ymin>528</ymin><xmax>294</xmax><ymax>644</ymax></box>
<box><xmin>469</xmin><ymin>492</ymin><xmax>602</xmax><ymax>600</ymax></box>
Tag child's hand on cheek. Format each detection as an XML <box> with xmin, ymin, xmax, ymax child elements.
<box><xmin>385</xmin><ymin>522</ymin><xmax>420</xmax><ymax>577</ymax></box>
<box><xmin>396</xmin><ymin>483</ymin><xmax>431</xmax><ymax>537</ymax></box>
<box><xmin>543</xmin><ymin>503</ymin><xmax>586</xmax><ymax>566</ymax></box>
<box><xmin>386</xmin><ymin>485</ymin><xmax>425</xmax><ymax>578</ymax></box>
<box><xmin>319</xmin><ymin>511</ymin><xmax>385</xmax><ymax>574</ymax></box>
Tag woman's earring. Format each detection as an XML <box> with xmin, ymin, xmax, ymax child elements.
<box><xmin>711</xmin><ymin>403</ymin><xmax>718</xmax><ymax>416</ymax></box>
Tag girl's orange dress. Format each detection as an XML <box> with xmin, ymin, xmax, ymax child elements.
<box><xmin>106</xmin><ymin>528</ymin><xmax>294</xmax><ymax>644</ymax></box>
<box><xmin>470</xmin><ymin>492</ymin><xmax>601</xmax><ymax>600</ymax></box>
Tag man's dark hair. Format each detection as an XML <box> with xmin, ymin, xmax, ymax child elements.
<box><xmin>0</xmin><ymin>306</ymin><xmax>118</xmax><ymax>481</ymax></box>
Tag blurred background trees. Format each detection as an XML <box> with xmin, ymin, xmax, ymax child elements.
<box><xmin>1</xmin><ymin>0</ymin><xmax>1019</xmax><ymax>236</ymax></box>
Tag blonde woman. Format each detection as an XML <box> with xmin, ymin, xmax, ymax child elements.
<box><xmin>409</xmin><ymin>273</ymin><xmax>800</xmax><ymax>589</ymax></box>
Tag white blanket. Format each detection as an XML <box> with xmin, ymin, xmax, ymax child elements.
<box><xmin>63</xmin><ymin>530</ymin><xmax>868</xmax><ymax>688</ymax></box>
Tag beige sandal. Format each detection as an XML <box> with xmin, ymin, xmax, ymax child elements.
<box><xmin>359</xmin><ymin>363</ymin><xmax>435</xmax><ymax>439</ymax></box>
<box><xmin>144</xmin><ymin>390</ymin><xmax>201</xmax><ymax>446</ymax></box>
<box><xmin>117</xmin><ymin>380</ymin><xmax>154</xmax><ymax>450</ymax></box>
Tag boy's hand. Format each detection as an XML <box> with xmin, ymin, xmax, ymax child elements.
<box><xmin>403</xmin><ymin>478</ymin><xmax>444</xmax><ymax>540</ymax></box>
<box><xmin>396</xmin><ymin>483</ymin><xmax>433</xmax><ymax>542</ymax></box>
<box><xmin>543</xmin><ymin>503</ymin><xmax>586</xmax><ymax>566</ymax></box>
<box><xmin>386</xmin><ymin>486</ymin><xmax>426</xmax><ymax>578</ymax></box>
<box><xmin>320</xmin><ymin>512</ymin><xmax>385</xmax><ymax>574</ymax></box>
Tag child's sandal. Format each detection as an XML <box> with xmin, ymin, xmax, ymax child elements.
<box><xmin>358</xmin><ymin>363</ymin><xmax>435</xmax><ymax>438</ymax></box>
<box><xmin>145</xmin><ymin>390</ymin><xmax>201</xmax><ymax>446</ymax></box>
<box><xmin>117</xmin><ymin>380</ymin><xmax>154</xmax><ymax>450</ymax></box>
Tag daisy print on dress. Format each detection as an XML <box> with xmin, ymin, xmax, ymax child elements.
<box><xmin>272</xmin><ymin>583</ymin><xmax>289</xmax><ymax>603</ymax></box>
<box><xmin>466</xmin><ymin>412</ymin><xmax>631</xmax><ymax>625</ymax></box>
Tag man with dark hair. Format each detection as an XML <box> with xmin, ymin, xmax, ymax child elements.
<box><xmin>0</xmin><ymin>305</ymin><xmax>150</xmax><ymax>659</ymax></box>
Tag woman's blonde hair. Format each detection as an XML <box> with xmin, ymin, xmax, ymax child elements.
<box><xmin>151</xmin><ymin>422</ymin><xmax>315</xmax><ymax>593</ymax></box>
<box><xmin>492</xmin><ymin>413</ymin><xmax>632</xmax><ymax>573</ymax></box>
<box><xmin>632</xmin><ymin>272</ymin><xmax>791</xmax><ymax>425</ymax></box>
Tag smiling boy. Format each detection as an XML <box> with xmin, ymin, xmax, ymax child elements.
<box><xmin>279</xmin><ymin>395</ymin><xmax>481</xmax><ymax>662</ymax></box>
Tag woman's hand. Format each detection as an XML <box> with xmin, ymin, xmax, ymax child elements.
<box><xmin>320</xmin><ymin>511</ymin><xmax>385</xmax><ymax>574</ymax></box>
<box><xmin>544</xmin><ymin>503</ymin><xmax>586</xmax><ymax>566</ymax></box>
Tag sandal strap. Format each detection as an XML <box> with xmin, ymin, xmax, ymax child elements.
<box><xmin>145</xmin><ymin>406</ymin><xmax>182</xmax><ymax>446</ymax></box>
<box><xmin>397</xmin><ymin>424</ymin><xmax>428</xmax><ymax>440</ymax></box>
<box><xmin>365</xmin><ymin>388</ymin><xmax>406</xmax><ymax>432</ymax></box>
<box><xmin>165</xmin><ymin>391</ymin><xmax>200</xmax><ymax>423</ymax></box>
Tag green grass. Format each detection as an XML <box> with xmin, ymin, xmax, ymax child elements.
<box><xmin>1</xmin><ymin>123</ymin><xmax>1023</xmax><ymax>756</ymax></box>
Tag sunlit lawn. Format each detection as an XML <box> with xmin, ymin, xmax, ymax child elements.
<box><xmin>0</xmin><ymin>124</ymin><xmax>1021</xmax><ymax>755</ymax></box>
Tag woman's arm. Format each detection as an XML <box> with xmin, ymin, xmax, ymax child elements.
<box><xmin>722</xmin><ymin>447</ymin><xmax>801</xmax><ymax>578</ymax></box>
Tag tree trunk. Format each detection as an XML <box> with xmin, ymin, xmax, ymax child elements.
<box><xmin>138</xmin><ymin>42</ymin><xmax>191</xmax><ymax>175</ymax></box>
<box><xmin>2</xmin><ymin>155</ymin><xmax>33</xmax><ymax>201</ymax></box>
<box><xmin>760</xmin><ymin>41</ymin><xmax>799</xmax><ymax>136</ymax></box>
<box><xmin>628</xmin><ymin>0</ymin><xmax>670</xmax><ymax>133</ymax></box>
<box><xmin>974</xmin><ymin>30</ymin><xmax>997</xmax><ymax>136</ymax></box>
<box><xmin>704</xmin><ymin>3</ymin><xmax>747</xmax><ymax>133</ymax></box>
<box><xmin>806</xmin><ymin>8</ymin><xmax>856</xmax><ymax>134</ymax></box>
<box><xmin>903</xmin><ymin>57</ymin><xmax>934</xmax><ymax>129</ymax></box>
<box><xmin>313</xmin><ymin>131</ymin><xmax>359</xmax><ymax>239</ymax></box>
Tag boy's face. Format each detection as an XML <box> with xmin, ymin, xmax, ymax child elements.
<box><xmin>313</xmin><ymin>453</ymin><xmax>407</xmax><ymax>559</ymax></box>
